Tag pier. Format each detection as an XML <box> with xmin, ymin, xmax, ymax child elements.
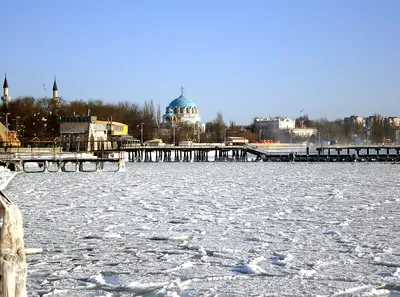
<box><xmin>0</xmin><ymin>152</ymin><xmax>125</xmax><ymax>173</ymax></box>
<box><xmin>122</xmin><ymin>145</ymin><xmax>247</xmax><ymax>162</ymax></box>
<box><xmin>2</xmin><ymin>145</ymin><xmax>400</xmax><ymax>171</ymax></box>
<box><xmin>112</xmin><ymin>144</ymin><xmax>400</xmax><ymax>163</ymax></box>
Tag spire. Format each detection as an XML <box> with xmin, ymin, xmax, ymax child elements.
<box><xmin>3</xmin><ymin>73</ymin><xmax>8</xmax><ymax>89</ymax></box>
<box><xmin>180</xmin><ymin>86</ymin><xmax>184</xmax><ymax>97</ymax></box>
<box><xmin>53</xmin><ymin>75</ymin><xmax>58</xmax><ymax>91</ymax></box>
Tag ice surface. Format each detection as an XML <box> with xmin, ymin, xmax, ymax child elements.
<box><xmin>0</xmin><ymin>166</ymin><xmax>18</xmax><ymax>191</ymax></box>
<box><xmin>3</xmin><ymin>162</ymin><xmax>400</xmax><ymax>296</ymax></box>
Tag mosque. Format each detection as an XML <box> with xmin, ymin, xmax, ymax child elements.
<box><xmin>161</xmin><ymin>87</ymin><xmax>206</xmax><ymax>132</ymax></box>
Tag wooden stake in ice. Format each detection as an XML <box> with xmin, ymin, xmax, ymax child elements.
<box><xmin>0</xmin><ymin>190</ymin><xmax>27</xmax><ymax>297</ymax></box>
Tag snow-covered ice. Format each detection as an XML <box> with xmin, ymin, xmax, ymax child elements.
<box><xmin>3</xmin><ymin>162</ymin><xmax>400</xmax><ymax>296</ymax></box>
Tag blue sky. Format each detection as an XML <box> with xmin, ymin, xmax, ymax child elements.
<box><xmin>1</xmin><ymin>0</ymin><xmax>399</xmax><ymax>124</ymax></box>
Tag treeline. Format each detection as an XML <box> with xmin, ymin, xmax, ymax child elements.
<box><xmin>5</xmin><ymin>96</ymin><xmax>388</xmax><ymax>144</ymax></box>
<box><xmin>2</xmin><ymin>97</ymin><xmax>258</xmax><ymax>143</ymax></box>
<box><xmin>3</xmin><ymin>96</ymin><xmax>160</xmax><ymax>142</ymax></box>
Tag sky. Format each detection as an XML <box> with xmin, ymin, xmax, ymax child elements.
<box><xmin>1</xmin><ymin>0</ymin><xmax>399</xmax><ymax>124</ymax></box>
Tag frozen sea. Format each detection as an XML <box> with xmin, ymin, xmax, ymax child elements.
<box><xmin>3</xmin><ymin>162</ymin><xmax>400</xmax><ymax>297</ymax></box>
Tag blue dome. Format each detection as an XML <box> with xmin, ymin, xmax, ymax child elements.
<box><xmin>166</xmin><ymin>107</ymin><xmax>174</xmax><ymax>114</ymax></box>
<box><xmin>167</xmin><ymin>94</ymin><xmax>197</xmax><ymax>109</ymax></box>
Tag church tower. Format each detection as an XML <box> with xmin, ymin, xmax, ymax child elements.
<box><xmin>1</xmin><ymin>73</ymin><xmax>10</xmax><ymax>107</ymax></box>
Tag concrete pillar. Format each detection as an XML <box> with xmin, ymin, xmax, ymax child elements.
<box><xmin>97</xmin><ymin>161</ymin><xmax>104</xmax><ymax>172</ymax></box>
<box><xmin>118</xmin><ymin>159</ymin><xmax>126</xmax><ymax>171</ymax></box>
<box><xmin>14</xmin><ymin>161</ymin><xmax>23</xmax><ymax>172</ymax></box>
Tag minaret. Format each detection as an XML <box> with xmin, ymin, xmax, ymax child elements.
<box><xmin>51</xmin><ymin>76</ymin><xmax>60</xmax><ymax>106</ymax></box>
<box><xmin>1</xmin><ymin>73</ymin><xmax>10</xmax><ymax>107</ymax></box>
<box><xmin>52</xmin><ymin>76</ymin><xmax>58</xmax><ymax>99</ymax></box>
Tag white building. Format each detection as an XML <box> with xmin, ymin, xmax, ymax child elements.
<box><xmin>254</xmin><ymin>117</ymin><xmax>296</xmax><ymax>131</ymax></box>
<box><xmin>254</xmin><ymin>117</ymin><xmax>317</xmax><ymax>143</ymax></box>
<box><xmin>59</xmin><ymin>116</ymin><xmax>129</xmax><ymax>152</ymax></box>
<box><xmin>254</xmin><ymin>117</ymin><xmax>295</xmax><ymax>142</ymax></box>
<box><xmin>291</xmin><ymin>127</ymin><xmax>318</xmax><ymax>138</ymax></box>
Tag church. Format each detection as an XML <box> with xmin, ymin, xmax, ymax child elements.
<box><xmin>161</xmin><ymin>87</ymin><xmax>205</xmax><ymax>132</ymax></box>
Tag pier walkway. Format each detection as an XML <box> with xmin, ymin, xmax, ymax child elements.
<box><xmin>111</xmin><ymin>144</ymin><xmax>400</xmax><ymax>163</ymax></box>
<box><xmin>2</xmin><ymin>145</ymin><xmax>400</xmax><ymax>171</ymax></box>
<box><xmin>0</xmin><ymin>152</ymin><xmax>125</xmax><ymax>172</ymax></box>
<box><xmin>122</xmin><ymin>145</ymin><xmax>247</xmax><ymax>162</ymax></box>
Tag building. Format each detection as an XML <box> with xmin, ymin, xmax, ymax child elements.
<box><xmin>1</xmin><ymin>74</ymin><xmax>10</xmax><ymax>107</ymax></box>
<box><xmin>254</xmin><ymin>117</ymin><xmax>296</xmax><ymax>131</ymax></box>
<box><xmin>161</xmin><ymin>87</ymin><xmax>205</xmax><ymax>132</ymax></box>
<box><xmin>343</xmin><ymin>115</ymin><xmax>367</xmax><ymax>142</ymax></box>
<box><xmin>226</xmin><ymin>136</ymin><xmax>248</xmax><ymax>145</ymax></box>
<box><xmin>343</xmin><ymin>114</ymin><xmax>400</xmax><ymax>144</ymax></box>
<box><xmin>291</xmin><ymin>127</ymin><xmax>318</xmax><ymax>138</ymax></box>
<box><xmin>59</xmin><ymin>116</ymin><xmax>129</xmax><ymax>151</ymax></box>
<box><xmin>344</xmin><ymin>116</ymin><xmax>366</xmax><ymax>127</ymax></box>
<box><xmin>253</xmin><ymin>117</ymin><xmax>295</xmax><ymax>142</ymax></box>
<box><xmin>385</xmin><ymin>117</ymin><xmax>400</xmax><ymax>127</ymax></box>
<box><xmin>253</xmin><ymin>117</ymin><xmax>317</xmax><ymax>143</ymax></box>
<box><xmin>0</xmin><ymin>122</ymin><xmax>21</xmax><ymax>147</ymax></box>
<box><xmin>383</xmin><ymin>117</ymin><xmax>400</xmax><ymax>144</ymax></box>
